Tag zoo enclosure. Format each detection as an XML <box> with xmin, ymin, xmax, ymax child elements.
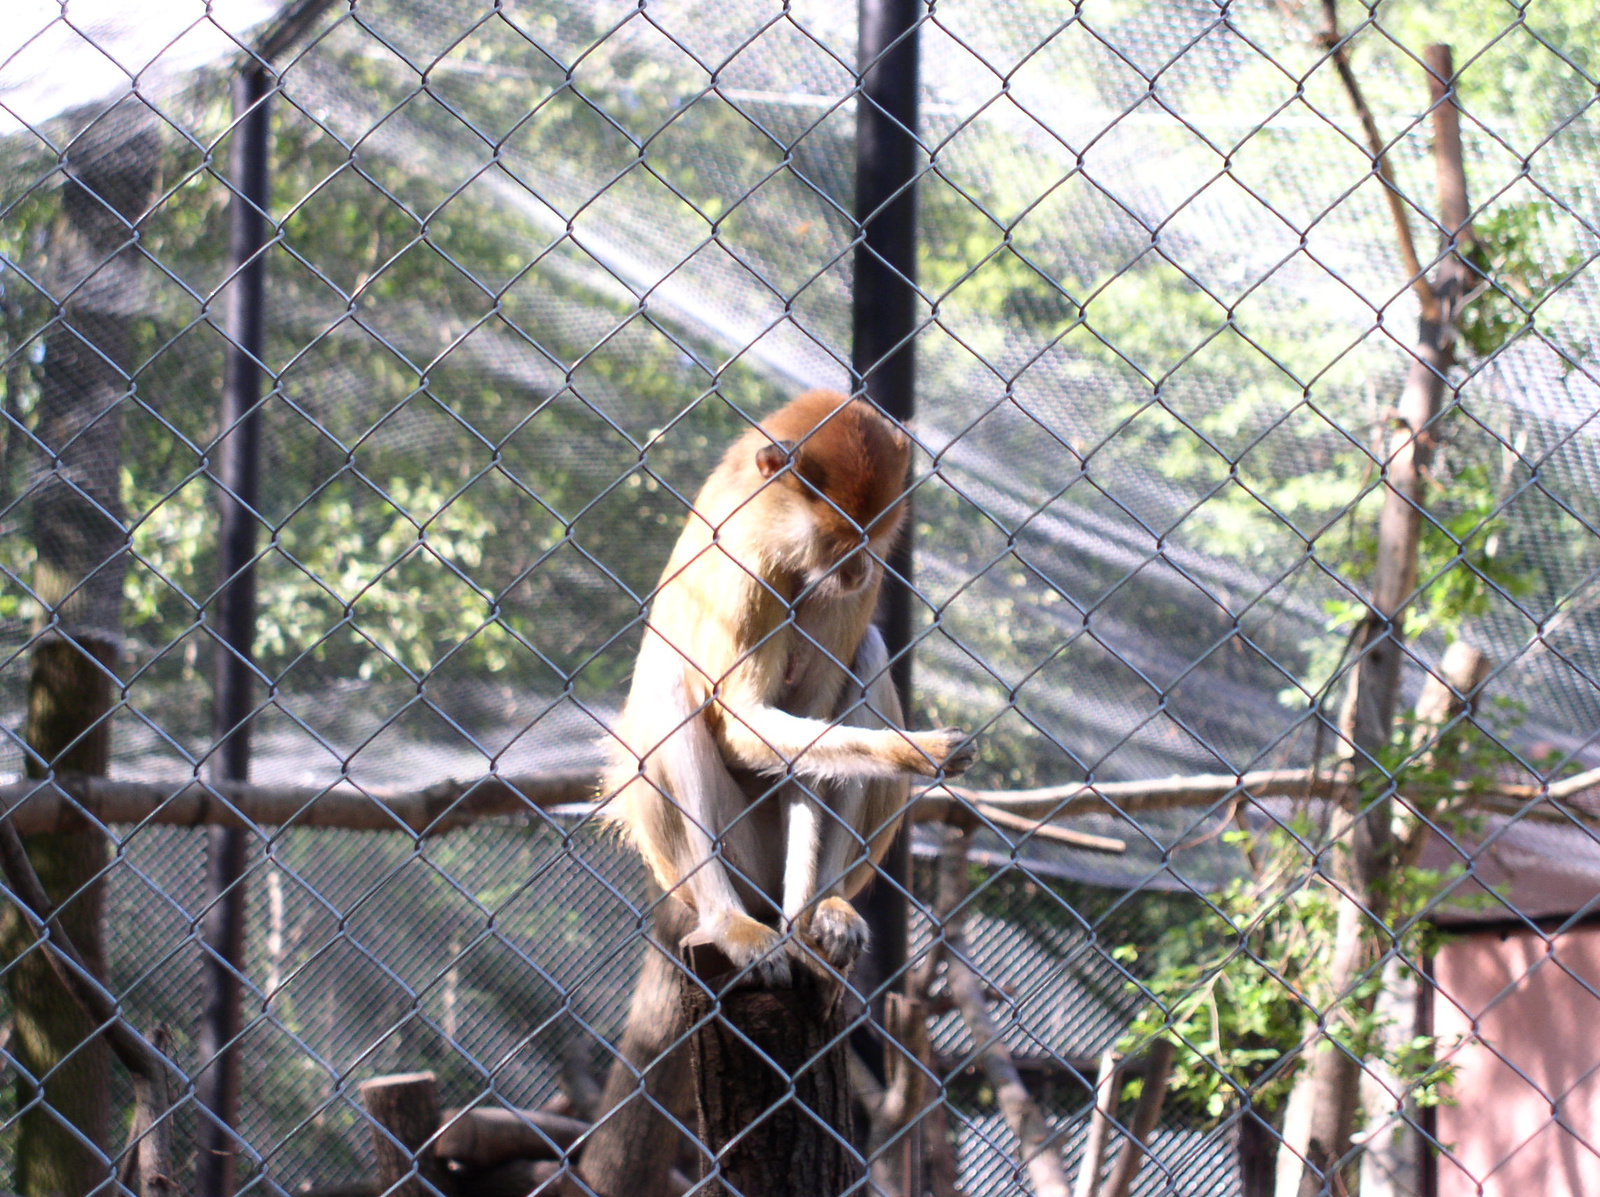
<box><xmin>2</xmin><ymin>1</ymin><xmax>1600</xmax><ymax>1196</ymax></box>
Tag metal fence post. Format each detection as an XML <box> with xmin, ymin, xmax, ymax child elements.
<box><xmin>196</xmin><ymin>58</ymin><xmax>271</xmax><ymax>1197</ymax></box>
<box><xmin>850</xmin><ymin>0</ymin><xmax>923</xmax><ymax>1032</ymax></box>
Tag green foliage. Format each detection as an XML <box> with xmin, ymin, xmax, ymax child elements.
<box><xmin>1120</xmin><ymin>692</ymin><xmax>1528</xmax><ymax>1127</ymax></box>
<box><xmin>1459</xmin><ymin>201</ymin><xmax>1588</xmax><ymax>364</ymax></box>
<box><xmin>0</xmin><ymin>24</ymin><xmax>789</xmax><ymax>705</ymax></box>
<box><xmin>1119</xmin><ymin>831</ymin><xmax>1459</xmax><ymax>1125</ymax></box>
<box><xmin>1117</xmin><ymin>862</ymin><xmax>1337</xmax><ymax>1122</ymax></box>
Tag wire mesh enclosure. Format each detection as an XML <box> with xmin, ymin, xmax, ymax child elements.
<box><xmin>2</xmin><ymin>1</ymin><xmax>1599</xmax><ymax>1195</ymax></box>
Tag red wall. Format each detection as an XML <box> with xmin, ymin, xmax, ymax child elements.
<box><xmin>1435</xmin><ymin>923</ymin><xmax>1600</xmax><ymax>1197</ymax></box>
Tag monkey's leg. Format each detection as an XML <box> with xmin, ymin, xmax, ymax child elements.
<box><xmin>785</xmin><ymin>778</ymin><xmax>872</xmax><ymax>973</ymax></box>
<box><xmin>648</xmin><ymin>660</ymin><xmax>791</xmax><ymax>985</ymax></box>
<box><xmin>784</xmin><ymin>627</ymin><xmax>904</xmax><ymax>971</ymax></box>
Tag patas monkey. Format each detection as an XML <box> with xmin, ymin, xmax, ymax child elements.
<box><xmin>603</xmin><ymin>390</ymin><xmax>976</xmax><ymax>985</ymax></box>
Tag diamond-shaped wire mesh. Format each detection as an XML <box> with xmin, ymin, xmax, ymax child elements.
<box><xmin>2</xmin><ymin>0</ymin><xmax>1600</xmax><ymax>1195</ymax></box>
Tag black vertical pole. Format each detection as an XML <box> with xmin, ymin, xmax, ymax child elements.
<box><xmin>850</xmin><ymin>0</ymin><xmax>922</xmax><ymax>1039</ymax></box>
<box><xmin>197</xmin><ymin>60</ymin><xmax>270</xmax><ymax>1197</ymax></box>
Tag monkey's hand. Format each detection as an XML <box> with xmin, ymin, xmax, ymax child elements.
<box><xmin>705</xmin><ymin>909</ymin><xmax>791</xmax><ymax>987</ymax></box>
<box><xmin>904</xmin><ymin>727</ymin><xmax>977</xmax><ymax>777</ymax></box>
<box><xmin>803</xmin><ymin>896</ymin><xmax>870</xmax><ymax>973</ymax></box>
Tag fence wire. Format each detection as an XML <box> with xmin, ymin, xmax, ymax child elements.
<box><xmin>2</xmin><ymin>1</ymin><xmax>1599</xmax><ymax>1195</ymax></box>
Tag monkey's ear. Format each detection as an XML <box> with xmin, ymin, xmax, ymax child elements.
<box><xmin>755</xmin><ymin>439</ymin><xmax>797</xmax><ymax>479</ymax></box>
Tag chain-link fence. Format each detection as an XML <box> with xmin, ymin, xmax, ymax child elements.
<box><xmin>2</xmin><ymin>0</ymin><xmax>1599</xmax><ymax>1195</ymax></box>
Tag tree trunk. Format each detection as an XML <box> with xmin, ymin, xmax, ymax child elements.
<box><xmin>2</xmin><ymin>97</ymin><xmax>158</xmax><ymax>1196</ymax></box>
<box><xmin>681</xmin><ymin>954</ymin><xmax>860</xmax><ymax>1197</ymax></box>
<box><xmin>578</xmin><ymin>897</ymin><xmax>696</xmax><ymax>1197</ymax></box>
<box><xmin>1278</xmin><ymin>38</ymin><xmax>1475</xmax><ymax>1197</ymax></box>
<box><xmin>4</xmin><ymin>639</ymin><xmax>116</xmax><ymax>1196</ymax></box>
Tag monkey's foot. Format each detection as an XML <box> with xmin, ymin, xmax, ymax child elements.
<box><xmin>705</xmin><ymin>910</ymin><xmax>791</xmax><ymax>987</ymax></box>
<box><xmin>805</xmin><ymin>896</ymin><xmax>870</xmax><ymax>972</ymax></box>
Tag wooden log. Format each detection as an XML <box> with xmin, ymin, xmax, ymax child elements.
<box><xmin>450</xmin><ymin>1158</ymin><xmax>559</xmax><ymax>1197</ymax></box>
<box><xmin>3</xmin><ymin>763</ymin><xmax>1595</xmax><ymax>840</ymax></box>
<box><xmin>680</xmin><ymin>939</ymin><xmax>860</xmax><ymax>1197</ymax></box>
<box><xmin>916</xmin><ymin>769</ymin><xmax>1338</xmax><ymax>824</ymax></box>
<box><xmin>360</xmin><ymin>1072</ymin><xmax>456</xmax><ymax>1197</ymax></box>
<box><xmin>449</xmin><ymin>1158</ymin><xmax>694</xmax><ymax>1197</ymax></box>
<box><xmin>435</xmin><ymin>1107</ymin><xmax>590</xmax><ymax>1166</ymax></box>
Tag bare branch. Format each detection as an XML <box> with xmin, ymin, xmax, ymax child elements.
<box><xmin>938</xmin><ymin>825</ymin><xmax>1074</xmax><ymax>1197</ymax></box>
<box><xmin>1103</xmin><ymin>1039</ymin><xmax>1176</xmax><ymax>1197</ymax></box>
<box><xmin>0</xmin><ymin>820</ymin><xmax>170</xmax><ymax>1086</ymax></box>
<box><xmin>970</xmin><ymin>803</ymin><xmax>1127</xmax><ymax>852</ymax></box>
<box><xmin>1318</xmin><ymin>0</ymin><xmax>1438</xmax><ymax>319</ymax></box>
<box><xmin>1072</xmin><ymin>1049</ymin><xmax>1120</xmax><ymax>1197</ymax></box>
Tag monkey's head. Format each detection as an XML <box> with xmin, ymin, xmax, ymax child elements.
<box><xmin>749</xmin><ymin>390</ymin><xmax>911</xmax><ymax>596</ymax></box>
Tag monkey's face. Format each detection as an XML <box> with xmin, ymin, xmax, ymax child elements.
<box><xmin>748</xmin><ymin>392</ymin><xmax>910</xmax><ymax>597</ymax></box>
<box><xmin>784</xmin><ymin>478</ymin><xmax>907</xmax><ymax>599</ymax></box>
<box><xmin>805</xmin><ymin>528</ymin><xmax>876</xmax><ymax>596</ymax></box>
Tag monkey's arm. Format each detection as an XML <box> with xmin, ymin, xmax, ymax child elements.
<box><xmin>713</xmin><ymin>652</ymin><xmax>971</xmax><ymax>781</ymax></box>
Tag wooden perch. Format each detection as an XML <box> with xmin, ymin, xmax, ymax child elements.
<box><xmin>2</xmin><ymin>756</ymin><xmax>1594</xmax><ymax>841</ymax></box>
<box><xmin>435</xmin><ymin>1106</ymin><xmax>590</xmax><ymax>1166</ymax></box>
<box><xmin>679</xmin><ymin>940</ymin><xmax>859</xmax><ymax>1197</ymax></box>
<box><xmin>969</xmin><ymin>803</ymin><xmax>1127</xmax><ymax>852</ymax></box>
<box><xmin>920</xmin><ymin>769</ymin><xmax>1338</xmax><ymax>823</ymax></box>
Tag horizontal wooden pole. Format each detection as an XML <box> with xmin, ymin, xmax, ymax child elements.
<box><xmin>916</xmin><ymin>768</ymin><xmax>1336</xmax><ymax>823</ymax></box>
<box><xmin>1498</xmin><ymin>764</ymin><xmax>1600</xmax><ymax>804</ymax></box>
<box><xmin>0</xmin><ymin>772</ymin><xmax>597</xmax><ymax>837</ymax></box>
<box><xmin>435</xmin><ymin>1106</ymin><xmax>590</xmax><ymax>1166</ymax></box>
<box><xmin>2</xmin><ymin>763</ymin><xmax>1594</xmax><ymax>839</ymax></box>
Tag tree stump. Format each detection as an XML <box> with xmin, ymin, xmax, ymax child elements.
<box><xmin>680</xmin><ymin>939</ymin><xmax>861</xmax><ymax>1197</ymax></box>
<box><xmin>360</xmin><ymin>1072</ymin><xmax>457</xmax><ymax>1197</ymax></box>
